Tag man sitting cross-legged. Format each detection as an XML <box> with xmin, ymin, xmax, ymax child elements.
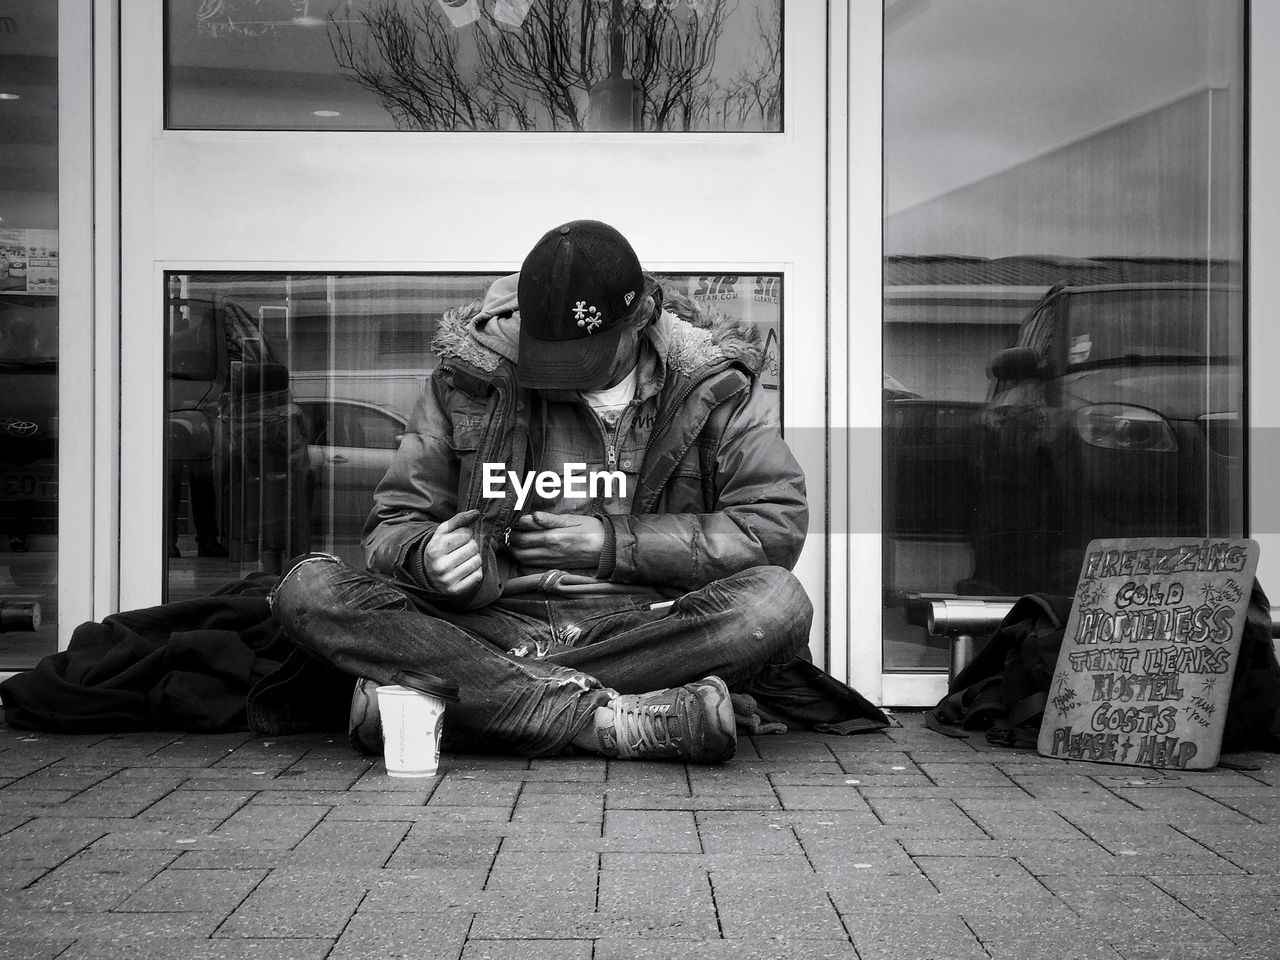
<box><xmin>270</xmin><ymin>220</ymin><xmax>853</xmax><ymax>762</ymax></box>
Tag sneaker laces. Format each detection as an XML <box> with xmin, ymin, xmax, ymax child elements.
<box><xmin>613</xmin><ymin>699</ymin><xmax>680</xmax><ymax>756</ymax></box>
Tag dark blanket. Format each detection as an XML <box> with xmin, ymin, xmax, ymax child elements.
<box><xmin>1</xmin><ymin>575</ymin><xmax>889</xmax><ymax>737</ymax></box>
<box><xmin>0</xmin><ymin>575</ymin><xmax>291</xmax><ymax>733</ymax></box>
<box><xmin>743</xmin><ymin>655</ymin><xmax>890</xmax><ymax>735</ymax></box>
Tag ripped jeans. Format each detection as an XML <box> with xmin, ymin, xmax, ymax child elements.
<box><xmin>268</xmin><ymin>556</ymin><xmax>813</xmax><ymax>757</ymax></box>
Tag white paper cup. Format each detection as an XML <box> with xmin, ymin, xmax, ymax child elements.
<box><xmin>376</xmin><ymin>684</ymin><xmax>447</xmax><ymax>777</ymax></box>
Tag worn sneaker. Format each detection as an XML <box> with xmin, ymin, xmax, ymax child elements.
<box><xmin>595</xmin><ymin>676</ymin><xmax>736</xmax><ymax>763</ymax></box>
<box><xmin>348</xmin><ymin>677</ymin><xmax>383</xmax><ymax>756</ymax></box>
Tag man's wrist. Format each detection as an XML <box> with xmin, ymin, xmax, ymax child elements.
<box><xmin>404</xmin><ymin>536</ymin><xmax>435</xmax><ymax>589</ymax></box>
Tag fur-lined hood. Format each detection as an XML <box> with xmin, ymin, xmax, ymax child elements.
<box><xmin>431</xmin><ymin>274</ymin><xmax>764</xmax><ymax>380</ymax></box>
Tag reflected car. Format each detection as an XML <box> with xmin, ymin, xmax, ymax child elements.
<box><xmin>885</xmin><ymin>396</ymin><xmax>982</xmax><ymax>539</ymax></box>
<box><xmin>971</xmin><ymin>282</ymin><xmax>1243</xmax><ymax>596</ymax></box>
<box><xmin>296</xmin><ymin>398</ymin><xmax>407</xmax><ymax>536</ymax></box>
<box><xmin>883</xmin><ymin>374</ymin><xmax>981</xmax><ymax>540</ymax></box>
<box><xmin>0</xmin><ymin>299</ymin><xmax>57</xmax><ymax>573</ymax></box>
<box><xmin>167</xmin><ymin>296</ymin><xmax>311</xmax><ymax>562</ymax></box>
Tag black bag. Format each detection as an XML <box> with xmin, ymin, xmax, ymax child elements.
<box><xmin>927</xmin><ymin>583</ymin><xmax>1280</xmax><ymax>753</ymax></box>
<box><xmin>926</xmin><ymin>594</ymin><xmax>1070</xmax><ymax>748</ymax></box>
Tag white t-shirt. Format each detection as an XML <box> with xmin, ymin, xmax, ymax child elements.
<box><xmin>580</xmin><ymin>365</ymin><xmax>638</xmax><ymax>427</ymax></box>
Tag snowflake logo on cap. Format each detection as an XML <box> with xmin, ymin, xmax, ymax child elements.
<box><xmin>572</xmin><ymin>301</ymin><xmax>603</xmax><ymax>333</ymax></box>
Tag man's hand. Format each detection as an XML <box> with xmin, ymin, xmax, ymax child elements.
<box><xmin>422</xmin><ymin>509</ymin><xmax>484</xmax><ymax>597</ymax></box>
<box><xmin>508</xmin><ymin>512</ymin><xmax>605</xmax><ymax>570</ymax></box>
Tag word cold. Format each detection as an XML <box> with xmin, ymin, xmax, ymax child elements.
<box><xmin>482</xmin><ymin>463</ymin><xmax>627</xmax><ymax>510</ymax></box>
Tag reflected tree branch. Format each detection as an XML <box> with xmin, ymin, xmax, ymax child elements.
<box><xmin>625</xmin><ymin>0</ymin><xmax>735</xmax><ymax>131</ymax></box>
<box><xmin>330</xmin><ymin>1</ymin><xmax>485</xmax><ymax>129</ymax></box>
<box><xmin>327</xmin><ymin>0</ymin><xmax>757</xmax><ymax>132</ymax></box>
<box><xmin>720</xmin><ymin>0</ymin><xmax>780</xmax><ymax>130</ymax></box>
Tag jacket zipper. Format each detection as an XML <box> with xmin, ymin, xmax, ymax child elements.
<box><xmin>592</xmin><ymin>402</ymin><xmax>633</xmax><ymax>471</ymax></box>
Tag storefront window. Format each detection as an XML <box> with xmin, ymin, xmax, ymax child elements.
<box><xmin>164</xmin><ymin>0</ymin><xmax>783</xmax><ymax>132</ymax></box>
<box><xmin>882</xmin><ymin>0</ymin><xmax>1245</xmax><ymax>671</ymax></box>
<box><xmin>0</xmin><ymin>4</ymin><xmax>58</xmax><ymax>669</ymax></box>
<box><xmin>164</xmin><ymin>271</ymin><xmax>780</xmax><ymax>601</ymax></box>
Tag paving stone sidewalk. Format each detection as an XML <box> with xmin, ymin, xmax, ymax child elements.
<box><xmin>2</xmin><ymin>711</ymin><xmax>1280</xmax><ymax>960</ymax></box>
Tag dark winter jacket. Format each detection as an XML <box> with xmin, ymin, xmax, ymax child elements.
<box><xmin>362</xmin><ymin>276</ymin><xmax>809</xmax><ymax>609</ymax></box>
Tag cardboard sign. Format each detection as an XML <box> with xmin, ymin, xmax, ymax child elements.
<box><xmin>1037</xmin><ymin>537</ymin><xmax>1259</xmax><ymax>771</ymax></box>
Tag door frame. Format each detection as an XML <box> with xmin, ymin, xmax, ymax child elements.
<box><xmin>861</xmin><ymin>1</ymin><xmax>1267</xmax><ymax>707</ymax></box>
<box><xmin>1250</xmin><ymin>3</ymin><xmax>1280</xmax><ymax>615</ymax></box>
<box><xmin>113</xmin><ymin>1</ymin><xmax>853</xmax><ymax>675</ymax></box>
<box><xmin>56</xmin><ymin>0</ymin><xmax>117</xmax><ymax>639</ymax></box>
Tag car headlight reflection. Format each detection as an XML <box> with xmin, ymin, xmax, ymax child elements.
<box><xmin>1075</xmin><ymin>404</ymin><xmax>1177</xmax><ymax>452</ymax></box>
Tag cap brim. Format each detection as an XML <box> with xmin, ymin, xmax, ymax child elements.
<box><xmin>517</xmin><ymin>320</ymin><xmax>626</xmax><ymax>391</ymax></box>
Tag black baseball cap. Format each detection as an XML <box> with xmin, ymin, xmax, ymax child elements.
<box><xmin>517</xmin><ymin>220</ymin><xmax>646</xmax><ymax>390</ymax></box>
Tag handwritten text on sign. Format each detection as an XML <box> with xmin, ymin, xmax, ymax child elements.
<box><xmin>1037</xmin><ymin>538</ymin><xmax>1259</xmax><ymax>771</ymax></box>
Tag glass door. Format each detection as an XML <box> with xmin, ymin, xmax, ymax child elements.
<box><xmin>0</xmin><ymin>1</ymin><xmax>98</xmax><ymax>668</ymax></box>
<box><xmin>879</xmin><ymin>0</ymin><xmax>1247</xmax><ymax>704</ymax></box>
<box><xmin>119</xmin><ymin>1</ymin><xmax>853</xmax><ymax>671</ymax></box>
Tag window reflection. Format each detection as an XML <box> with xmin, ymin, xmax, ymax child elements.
<box><xmin>973</xmin><ymin>280</ymin><xmax>1242</xmax><ymax>602</ymax></box>
<box><xmin>0</xmin><ymin>302</ymin><xmax>58</xmax><ymax>566</ymax></box>
<box><xmin>164</xmin><ymin>271</ymin><xmax>780</xmax><ymax>602</ymax></box>
<box><xmin>0</xmin><ymin>2</ymin><xmax>59</xmax><ymax>669</ymax></box>
<box><xmin>166</xmin><ymin>0</ymin><xmax>782</xmax><ymax>131</ymax></box>
<box><xmin>882</xmin><ymin>0</ymin><xmax>1245</xmax><ymax>672</ymax></box>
